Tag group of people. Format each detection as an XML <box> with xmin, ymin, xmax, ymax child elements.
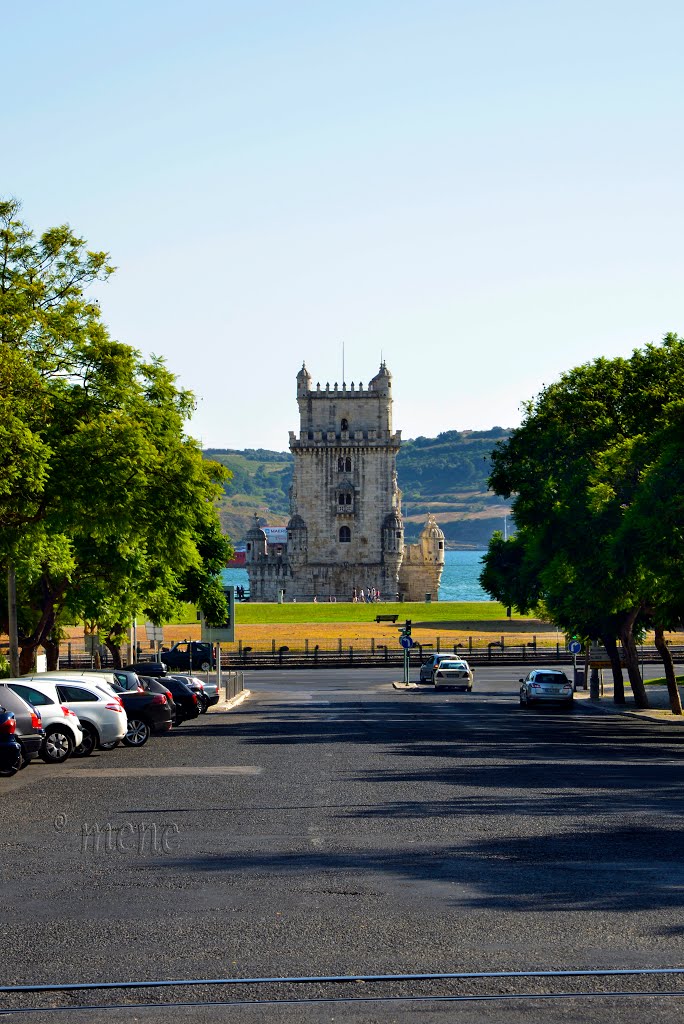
<box><xmin>236</xmin><ymin>585</ymin><xmax>247</xmax><ymax>601</ymax></box>
<box><xmin>351</xmin><ymin>586</ymin><xmax>381</xmax><ymax>603</ymax></box>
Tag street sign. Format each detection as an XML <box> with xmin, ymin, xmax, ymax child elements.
<box><xmin>399</xmin><ymin>635</ymin><xmax>414</xmax><ymax>650</ymax></box>
<box><xmin>145</xmin><ymin>622</ymin><xmax>164</xmax><ymax>644</ymax></box>
<box><xmin>568</xmin><ymin>640</ymin><xmax>582</xmax><ymax>655</ymax></box>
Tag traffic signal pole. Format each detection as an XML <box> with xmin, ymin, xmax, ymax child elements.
<box><xmin>398</xmin><ymin>619</ymin><xmax>412</xmax><ymax>684</ymax></box>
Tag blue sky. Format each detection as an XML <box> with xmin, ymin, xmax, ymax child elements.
<box><xmin>4</xmin><ymin>1</ymin><xmax>683</xmax><ymax>449</ymax></box>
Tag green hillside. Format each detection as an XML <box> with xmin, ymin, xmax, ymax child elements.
<box><xmin>205</xmin><ymin>428</ymin><xmax>512</xmax><ymax>549</ymax></box>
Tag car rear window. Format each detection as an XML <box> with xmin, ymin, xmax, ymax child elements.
<box><xmin>536</xmin><ymin>673</ymin><xmax>567</xmax><ymax>684</ymax></box>
<box><xmin>9</xmin><ymin>683</ymin><xmax>55</xmax><ymax>706</ymax></box>
<box><xmin>56</xmin><ymin>685</ymin><xmax>99</xmax><ymax>702</ymax></box>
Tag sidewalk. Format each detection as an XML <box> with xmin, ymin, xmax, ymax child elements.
<box><xmin>575</xmin><ymin>683</ymin><xmax>684</xmax><ymax>723</ymax></box>
<box><xmin>207</xmin><ymin>688</ymin><xmax>251</xmax><ymax>713</ymax></box>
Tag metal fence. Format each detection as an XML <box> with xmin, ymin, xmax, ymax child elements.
<box><xmin>222</xmin><ymin>643</ymin><xmax>684</xmax><ymax>670</ymax></box>
<box><xmin>3</xmin><ymin>639</ymin><xmax>681</xmax><ymax>673</ymax></box>
<box><xmin>221</xmin><ymin>671</ymin><xmax>244</xmax><ymax>700</ymax></box>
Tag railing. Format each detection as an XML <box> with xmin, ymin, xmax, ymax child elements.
<box><xmin>221</xmin><ymin>671</ymin><xmax>244</xmax><ymax>700</ymax></box>
<box><xmin>4</xmin><ymin>640</ymin><xmax>681</xmax><ymax>673</ymax></box>
<box><xmin>223</xmin><ymin>643</ymin><xmax>683</xmax><ymax>670</ymax></box>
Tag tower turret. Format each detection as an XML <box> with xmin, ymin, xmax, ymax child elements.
<box><xmin>420</xmin><ymin>513</ymin><xmax>445</xmax><ymax>566</ymax></box>
<box><xmin>296</xmin><ymin>362</ymin><xmax>312</xmax><ymax>398</ymax></box>
<box><xmin>245</xmin><ymin>515</ymin><xmax>267</xmax><ymax>563</ymax></box>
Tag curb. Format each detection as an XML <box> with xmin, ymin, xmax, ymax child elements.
<box><xmin>573</xmin><ymin>692</ymin><xmax>684</xmax><ymax>723</ymax></box>
<box><xmin>208</xmin><ymin>689</ymin><xmax>251</xmax><ymax>712</ymax></box>
<box><xmin>392</xmin><ymin>681</ymin><xmax>434</xmax><ymax>691</ymax></box>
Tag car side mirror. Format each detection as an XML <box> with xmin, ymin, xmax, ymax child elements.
<box><xmin>519</xmin><ymin>678</ymin><xmax>524</xmax><ymax>683</ymax></box>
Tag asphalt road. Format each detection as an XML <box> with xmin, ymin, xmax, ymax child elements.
<box><xmin>1</xmin><ymin>666</ymin><xmax>683</xmax><ymax>1022</ymax></box>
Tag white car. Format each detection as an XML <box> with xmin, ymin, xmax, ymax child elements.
<box><xmin>53</xmin><ymin>679</ymin><xmax>128</xmax><ymax>755</ymax></box>
<box><xmin>2</xmin><ymin>680</ymin><xmax>84</xmax><ymax>764</ymax></box>
<box><xmin>432</xmin><ymin>659</ymin><xmax>474</xmax><ymax>692</ymax></box>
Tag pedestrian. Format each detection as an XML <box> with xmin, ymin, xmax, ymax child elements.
<box><xmin>359</xmin><ymin>589</ymin><xmax>365</xmax><ymax>603</ymax></box>
<box><xmin>352</xmin><ymin>587</ymin><xmax>357</xmax><ymax>603</ymax></box>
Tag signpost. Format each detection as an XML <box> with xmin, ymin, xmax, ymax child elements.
<box><xmin>568</xmin><ymin>639</ymin><xmax>582</xmax><ymax>691</ymax></box>
<box><xmin>398</xmin><ymin>620</ymin><xmax>414</xmax><ymax>683</ymax></box>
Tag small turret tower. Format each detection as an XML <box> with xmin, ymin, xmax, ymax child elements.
<box><xmin>397</xmin><ymin>513</ymin><xmax>445</xmax><ymax>601</ymax></box>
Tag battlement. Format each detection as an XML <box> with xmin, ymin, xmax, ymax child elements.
<box><xmin>290</xmin><ymin>428</ymin><xmax>401</xmax><ymax>450</ymax></box>
<box><xmin>301</xmin><ymin>380</ymin><xmax>384</xmax><ymax>397</ymax></box>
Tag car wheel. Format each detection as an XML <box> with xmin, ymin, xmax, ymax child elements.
<box><xmin>40</xmin><ymin>727</ymin><xmax>74</xmax><ymax>764</ymax></box>
<box><xmin>98</xmin><ymin>740</ymin><xmax>119</xmax><ymax>751</ymax></box>
<box><xmin>200</xmin><ymin>660</ymin><xmax>212</xmax><ymax>672</ymax></box>
<box><xmin>0</xmin><ymin>760</ymin><xmax>22</xmax><ymax>777</ymax></box>
<box><xmin>73</xmin><ymin>723</ymin><xmax>97</xmax><ymax>758</ymax></box>
<box><xmin>122</xmin><ymin>718</ymin><xmax>150</xmax><ymax>747</ymax></box>
<box><xmin>198</xmin><ymin>695</ymin><xmax>209</xmax><ymax>714</ymax></box>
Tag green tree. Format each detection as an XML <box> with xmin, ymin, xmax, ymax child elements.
<box><xmin>0</xmin><ymin>200</ymin><xmax>231</xmax><ymax>671</ymax></box>
<box><xmin>481</xmin><ymin>336</ymin><xmax>684</xmax><ymax>709</ymax></box>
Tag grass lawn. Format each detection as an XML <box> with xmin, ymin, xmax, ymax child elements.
<box><xmin>233</xmin><ymin>600</ymin><xmax>531</xmax><ymax>625</ymax></box>
<box><xmin>645</xmin><ymin>674</ymin><xmax>684</xmax><ymax>686</ymax></box>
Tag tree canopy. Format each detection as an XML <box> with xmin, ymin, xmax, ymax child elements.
<box><xmin>0</xmin><ymin>199</ymin><xmax>231</xmax><ymax>670</ymax></box>
<box><xmin>480</xmin><ymin>334</ymin><xmax>684</xmax><ymax>711</ymax></box>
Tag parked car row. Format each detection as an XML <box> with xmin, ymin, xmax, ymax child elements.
<box><xmin>0</xmin><ymin>664</ymin><xmax>220</xmax><ymax>776</ymax></box>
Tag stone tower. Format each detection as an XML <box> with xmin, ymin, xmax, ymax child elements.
<box><xmin>245</xmin><ymin>362</ymin><xmax>445</xmax><ymax>601</ymax></box>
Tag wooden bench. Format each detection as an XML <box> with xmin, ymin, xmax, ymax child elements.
<box><xmin>375</xmin><ymin>614</ymin><xmax>399</xmax><ymax>623</ymax></box>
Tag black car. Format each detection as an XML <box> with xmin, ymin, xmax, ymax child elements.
<box><xmin>159</xmin><ymin>676</ymin><xmax>200</xmax><ymax>725</ymax></box>
<box><xmin>124</xmin><ymin>661</ymin><xmax>168</xmax><ymax>678</ymax></box>
<box><xmin>0</xmin><ymin>709</ymin><xmax>23</xmax><ymax>777</ymax></box>
<box><xmin>167</xmin><ymin>674</ymin><xmax>209</xmax><ymax>713</ymax></box>
<box><xmin>110</xmin><ymin>688</ymin><xmax>174</xmax><ymax>746</ymax></box>
<box><xmin>138</xmin><ymin>677</ymin><xmax>178</xmax><ymax>722</ymax></box>
<box><xmin>160</xmin><ymin>642</ymin><xmax>215</xmax><ymax>672</ymax></box>
<box><xmin>0</xmin><ymin>687</ymin><xmax>44</xmax><ymax>765</ymax></box>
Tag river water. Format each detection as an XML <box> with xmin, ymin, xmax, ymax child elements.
<box><xmin>221</xmin><ymin>550</ymin><xmax>489</xmax><ymax>602</ymax></box>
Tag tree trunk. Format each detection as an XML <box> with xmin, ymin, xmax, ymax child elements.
<box><xmin>654</xmin><ymin>625</ymin><xmax>682</xmax><ymax>715</ymax></box>
<box><xmin>18</xmin><ymin>642</ymin><xmax>38</xmax><ymax>675</ymax></box>
<box><xmin>16</xmin><ymin>577</ymin><xmax>65</xmax><ymax>676</ymax></box>
<box><xmin>619</xmin><ymin>612</ymin><xmax>649</xmax><ymax>708</ymax></box>
<box><xmin>43</xmin><ymin>636</ymin><xmax>61</xmax><ymax>671</ymax></box>
<box><xmin>104</xmin><ymin>637</ymin><xmax>123</xmax><ymax>668</ymax></box>
<box><xmin>602</xmin><ymin>633</ymin><xmax>625</xmax><ymax>704</ymax></box>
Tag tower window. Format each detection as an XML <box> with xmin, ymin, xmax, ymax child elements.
<box><xmin>341</xmin><ymin>418</ymin><xmax>349</xmax><ymax>431</ymax></box>
<box><xmin>339</xmin><ymin>526</ymin><xmax>351</xmax><ymax>543</ymax></box>
<box><xmin>338</xmin><ymin>492</ymin><xmax>352</xmax><ymax>506</ymax></box>
<box><xmin>345</xmin><ymin>457</ymin><xmax>352</xmax><ymax>472</ymax></box>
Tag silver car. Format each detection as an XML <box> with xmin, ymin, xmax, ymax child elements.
<box><xmin>54</xmin><ymin>680</ymin><xmax>128</xmax><ymax>754</ymax></box>
<box><xmin>519</xmin><ymin>669</ymin><xmax>573</xmax><ymax>708</ymax></box>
